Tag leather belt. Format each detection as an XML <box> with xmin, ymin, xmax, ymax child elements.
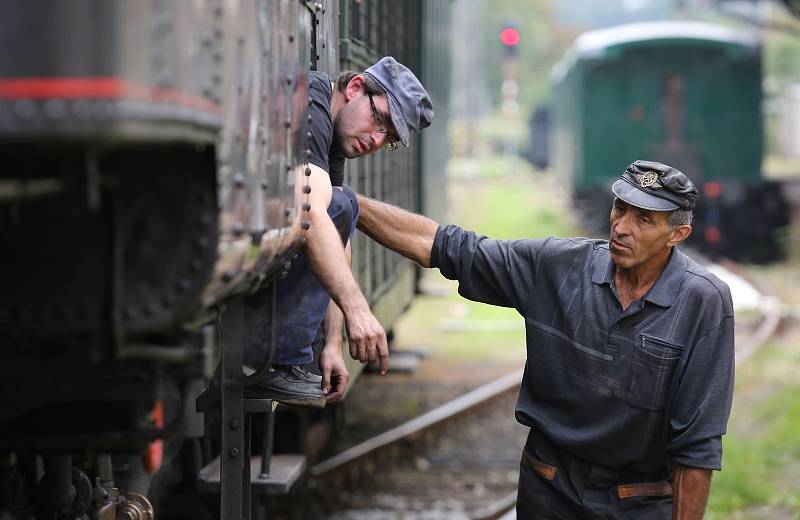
<box><xmin>521</xmin><ymin>450</ymin><xmax>672</xmax><ymax>499</ymax></box>
<box><xmin>617</xmin><ymin>481</ymin><xmax>673</xmax><ymax>499</ymax></box>
<box><xmin>521</xmin><ymin>450</ymin><xmax>557</xmax><ymax>481</ymax></box>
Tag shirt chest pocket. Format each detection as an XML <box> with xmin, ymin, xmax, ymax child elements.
<box><xmin>628</xmin><ymin>334</ymin><xmax>684</xmax><ymax>411</ymax></box>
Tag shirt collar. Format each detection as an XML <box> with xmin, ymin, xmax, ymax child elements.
<box><xmin>592</xmin><ymin>245</ymin><xmax>615</xmax><ymax>285</ymax></box>
<box><xmin>644</xmin><ymin>247</ymin><xmax>688</xmax><ymax>307</ymax></box>
<box><xmin>592</xmin><ymin>243</ymin><xmax>687</xmax><ymax>308</ymax></box>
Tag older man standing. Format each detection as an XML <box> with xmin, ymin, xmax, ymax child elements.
<box><xmin>354</xmin><ymin>160</ymin><xmax>734</xmax><ymax>519</ymax></box>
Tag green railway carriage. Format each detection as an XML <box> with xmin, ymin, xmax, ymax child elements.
<box><xmin>552</xmin><ymin>21</ymin><xmax>788</xmax><ymax>262</ymax></box>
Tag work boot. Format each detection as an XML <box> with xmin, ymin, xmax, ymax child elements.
<box><xmin>244</xmin><ymin>365</ymin><xmax>326</xmax><ymax>408</ymax></box>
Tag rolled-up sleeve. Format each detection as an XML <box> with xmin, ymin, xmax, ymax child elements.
<box><xmin>430</xmin><ymin>224</ymin><xmax>543</xmax><ymax>314</ymax></box>
<box><xmin>667</xmin><ymin>315</ymin><xmax>735</xmax><ymax>470</ymax></box>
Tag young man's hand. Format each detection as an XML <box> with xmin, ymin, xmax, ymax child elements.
<box><xmin>344</xmin><ymin>306</ymin><xmax>389</xmax><ymax>375</ymax></box>
<box><xmin>319</xmin><ymin>343</ymin><xmax>349</xmax><ymax>402</ymax></box>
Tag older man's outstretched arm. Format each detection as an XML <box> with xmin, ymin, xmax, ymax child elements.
<box><xmin>356</xmin><ymin>194</ymin><xmax>439</xmax><ymax>268</ymax></box>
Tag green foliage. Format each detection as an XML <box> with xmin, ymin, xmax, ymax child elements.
<box><xmin>765</xmin><ymin>31</ymin><xmax>800</xmax><ymax>88</ymax></box>
<box><xmin>708</xmin><ymin>383</ymin><xmax>800</xmax><ymax>517</ymax></box>
<box><xmin>397</xmin><ymin>160</ymin><xmax>579</xmax><ymax>360</ymax></box>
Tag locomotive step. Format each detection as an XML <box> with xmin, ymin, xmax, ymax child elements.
<box><xmin>195</xmin><ymin>390</ymin><xmax>276</xmax><ymax>414</ymax></box>
<box><xmin>197</xmin><ymin>454</ymin><xmax>306</xmax><ymax>495</ymax></box>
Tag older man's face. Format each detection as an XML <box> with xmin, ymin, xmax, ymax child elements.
<box><xmin>608</xmin><ymin>198</ymin><xmax>675</xmax><ymax>270</ymax></box>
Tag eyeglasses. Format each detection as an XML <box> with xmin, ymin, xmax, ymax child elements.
<box><xmin>367</xmin><ymin>93</ymin><xmax>399</xmax><ymax>151</ymax></box>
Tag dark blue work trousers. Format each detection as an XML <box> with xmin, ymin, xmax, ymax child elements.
<box><xmin>517</xmin><ymin>430</ymin><xmax>673</xmax><ymax>519</ymax></box>
<box><xmin>243</xmin><ymin>185</ymin><xmax>359</xmax><ymax>367</ymax></box>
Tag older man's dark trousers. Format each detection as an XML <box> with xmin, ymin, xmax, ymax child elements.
<box><xmin>517</xmin><ymin>430</ymin><xmax>673</xmax><ymax>519</ymax></box>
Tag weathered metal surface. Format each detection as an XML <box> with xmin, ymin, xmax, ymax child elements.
<box><xmin>0</xmin><ymin>0</ymin><xmax>314</xmax><ymax>334</ymax></box>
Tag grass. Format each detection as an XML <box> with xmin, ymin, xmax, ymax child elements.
<box><xmin>396</xmin><ymin>158</ymin><xmax>579</xmax><ymax>361</ymax></box>
<box><xmin>707</xmin><ymin>320</ymin><xmax>800</xmax><ymax>518</ymax></box>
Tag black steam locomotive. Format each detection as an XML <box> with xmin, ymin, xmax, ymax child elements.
<box><xmin>0</xmin><ymin>1</ymin><xmax>450</xmax><ymax>518</ymax></box>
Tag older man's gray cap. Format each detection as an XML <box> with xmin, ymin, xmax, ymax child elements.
<box><xmin>364</xmin><ymin>56</ymin><xmax>433</xmax><ymax>147</ymax></box>
<box><xmin>612</xmin><ymin>160</ymin><xmax>698</xmax><ymax>211</ymax></box>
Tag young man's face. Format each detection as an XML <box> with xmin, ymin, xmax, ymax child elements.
<box><xmin>333</xmin><ymin>77</ymin><xmax>399</xmax><ymax>158</ymax></box>
<box><xmin>608</xmin><ymin>198</ymin><xmax>686</xmax><ymax>270</ymax></box>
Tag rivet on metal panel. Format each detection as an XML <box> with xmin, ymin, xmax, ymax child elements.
<box><xmin>286</xmin><ymin>163</ymin><xmax>293</xmax><ymax>172</ymax></box>
<box><xmin>73</xmin><ymin>101</ymin><xmax>91</xmax><ymax>120</ymax></box>
<box><xmin>301</xmin><ymin>221</ymin><xmax>310</xmax><ymax>230</ymax></box>
<box><xmin>308</xmin><ymin>97</ymin><xmax>313</xmax><ymax>105</ymax></box>
<box><xmin>198</xmin><ymin>213</ymin><xmax>213</xmax><ymax>226</ymax></box>
<box><xmin>44</xmin><ymin>100</ymin><xmax>66</xmax><ymax>120</ymax></box>
<box><xmin>305</xmin><ymin>167</ymin><xmax>311</xmax><ymax>176</ymax></box>
<box><xmin>261</xmin><ymin>180</ymin><xmax>268</xmax><ymax>190</ymax></box>
<box><xmin>303</xmin><ymin>203</ymin><xmax>311</xmax><ymax>212</ymax></box>
<box><xmin>306</xmin><ymin>131</ymin><xmax>312</xmax><ymax>139</ymax></box>
<box><xmin>14</xmin><ymin>101</ymin><xmax>36</xmax><ymax>120</ymax></box>
<box><xmin>230</xmin><ymin>419</ymin><xmax>239</xmax><ymax>429</ymax></box>
<box><xmin>285</xmin><ymin>118</ymin><xmax>291</xmax><ymax>128</ymax></box>
<box><xmin>229</xmin><ymin>448</ymin><xmax>239</xmax><ymax>458</ymax></box>
<box><xmin>314</xmin><ymin>2</ymin><xmax>322</xmax><ymax>12</ymax></box>
<box><xmin>201</xmin><ymin>33</ymin><xmax>213</xmax><ymax>47</ymax></box>
<box><xmin>233</xmin><ymin>172</ymin><xmax>245</xmax><ymax>187</ymax></box>
<box><xmin>303</xmin><ymin>185</ymin><xmax>312</xmax><ymax>194</ymax></box>
<box><xmin>190</xmin><ymin>259</ymin><xmax>205</xmax><ymax>271</ymax></box>
<box><xmin>286</xmin><ymin>76</ymin><xmax>293</xmax><ymax>86</ymax></box>
<box><xmin>308</xmin><ymin>114</ymin><xmax>312</xmax><ymax>123</ymax></box>
<box><xmin>288</xmin><ymin>33</ymin><xmax>295</xmax><ymax>42</ymax></box>
<box><xmin>305</xmin><ymin>149</ymin><xmax>312</xmax><ymax>159</ymax></box>
<box><xmin>285</xmin><ymin>208</ymin><xmax>291</xmax><ymax>217</ymax></box>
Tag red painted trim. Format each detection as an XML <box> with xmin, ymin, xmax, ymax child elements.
<box><xmin>0</xmin><ymin>77</ymin><xmax>222</xmax><ymax>115</ymax></box>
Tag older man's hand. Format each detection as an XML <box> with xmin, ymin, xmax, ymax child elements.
<box><xmin>319</xmin><ymin>343</ymin><xmax>349</xmax><ymax>402</ymax></box>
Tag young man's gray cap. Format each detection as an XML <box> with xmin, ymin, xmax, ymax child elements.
<box><xmin>612</xmin><ymin>160</ymin><xmax>699</xmax><ymax>211</ymax></box>
<box><xmin>364</xmin><ymin>56</ymin><xmax>434</xmax><ymax>147</ymax></box>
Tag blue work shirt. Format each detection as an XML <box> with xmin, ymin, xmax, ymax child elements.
<box><xmin>431</xmin><ymin>226</ymin><xmax>735</xmax><ymax>475</ymax></box>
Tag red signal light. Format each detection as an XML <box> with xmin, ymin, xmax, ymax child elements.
<box><xmin>500</xmin><ymin>27</ymin><xmax>520</xmax><ymax>47</ymax></box>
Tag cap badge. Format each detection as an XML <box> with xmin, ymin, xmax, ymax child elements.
<box><xmin>639</xmin><ymin>171</ymin><xmax>661</xmax><ymax>189</ymax></box>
